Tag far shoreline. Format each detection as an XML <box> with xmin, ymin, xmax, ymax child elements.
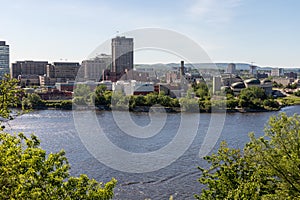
<box><xmin>32</xmin><ymin>102</ymin><xmax>300</xmax><ymax>114</ymax></box>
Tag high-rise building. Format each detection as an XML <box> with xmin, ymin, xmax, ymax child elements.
<box><xmin>271</xmin><ymin>68</ymin><xmax>284</xmax><ymax>77</ymax></box>
<box><xmin>82</xmin><ymin>54</ymin><xmax>112</xmax><ymax>81</ymax></box>
<box><xmin>226</xmin><ymin>63</ymin><xmax>236</xmax><ymax>74</ymax></box>
<box><xmin>213</xmin><ymin>76</ymin><xmax>222</xmax><ymax>94</ymax></box>
<box><xmin>111</xmin><ymin>36</ymin><xmax>133</xmax><ymax>76</ymax></box>
<box><xmin>0</xmin><ymin>41</ymin><xmax>10</xmax><ymax>78</ymax></box>
<box><xmin>249</xmin><ymin>65</ymin><xmax>257</xmax><ymax>76</ymax></box>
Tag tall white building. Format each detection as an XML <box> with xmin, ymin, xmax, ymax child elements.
<box><xmin>213</xmin><ymin>76</ymin><xmax>222</xmax><ymax>94</ymax></box>
<box><xmin>82</xmin><ymin>54</ymin><xmax>112</xmax><ymax>81</ymax></box>
<box><xmin>226</xmin><ymin>63</ymin><xmax>236</xmax><ymax>74</ymax></box>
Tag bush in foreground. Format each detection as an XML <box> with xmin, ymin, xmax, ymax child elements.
<box><xmin>0</xmin><ymin>132</ymin><xmax>116</xmax><ymax>199</ymax></box>
<box><xmin>196</xmin><ymin>113</ymin><xmax>300</xmax><ymax>199</ymax></box>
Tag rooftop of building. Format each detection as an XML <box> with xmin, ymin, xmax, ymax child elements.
<box><xmin>244</xmin><ymin>78</ymin><xmax>261</xmax><ymax>84</ymax></box>
<box><xmin>53</xmin><ymin>62</ymin><xmax>80</xmax><ymax>66</ymax></box>
<box><xmin>0</xmin><ymin>41</ymin><xmax>9</xmax><ymax>46</ymax></box>
<box><xmin>261</xmin><ymin>79</ymin><xmax>272</xmax><ymax>84</ymax></box>
<box><xmin>231</xmin><ymin>82</ymin><xmax>246</xmax><ymax>89</ymax></box>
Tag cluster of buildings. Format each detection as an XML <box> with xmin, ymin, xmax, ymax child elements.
<box><xmin>1</xmin><ymin>38</ymin><xmax>299</xmax><ymax>100</ymax></box>
<box><xmin>7</xmin><ymin>36</ymin><xmax>135</xmax><ymax>86</ymax></box>
<box><xmin>212</xmin><ymin>63</ymin><xmax>299</xmax><ymax>96</ymax></box>
<box><xmin>1</xmin><ymin>37</ymin><xmax>159</xmax><ymax>99</ymax></box>
<box><xmin>3</xmin><ymin>36</ymin><xmax>204</xmax><ymax>99</ymax></box>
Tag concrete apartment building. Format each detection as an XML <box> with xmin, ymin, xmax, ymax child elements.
<box><xmin>0</xmin><ymin>41</ymin><xmax>9</xmax><ymax>78</ymax></box>
<box><xmin>11</xmin><ymin>61</ymin><xmax>48</xmax><ymax>78</ymax></box>
<box><xmin>226</xmin><ymin>63</ymin><xmax>236</xmax><ymax>74</ymax></box>
<box><xmin>82</xmin><ymin>54</ymin><xmax>112</xmax><ymax>81</ymax></box>
<box><xmin>271</xmin><ymin>68</ymin><xmax>284</xmax><ymax>77</ymax></box>
<box><xmin>47</xmin><ymin>62</ymin><xmax>80</xmax><ymax>83</ymax></box>
<box><xmin>213</xmin><ymin>76</ymin><xmax>222</xmax><ymax>94</ymax></box>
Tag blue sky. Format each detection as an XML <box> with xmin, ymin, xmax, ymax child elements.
<box><xmin>0</xmin><ymin>0</ymin><xmax>299</xmax><ymax>67</ymax></box>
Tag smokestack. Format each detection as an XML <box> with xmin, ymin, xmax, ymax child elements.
<box><xmin>180</xmin><ymin>60</ymin><xmax>185</xmax><ymax>76</ymax></box>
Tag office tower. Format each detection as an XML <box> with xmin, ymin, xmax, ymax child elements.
<box><xmin>0</xmin><ymin>41</ymin><xmax>9</xmax><ymax>78</ymax></box>
<box><xmin>111</xmin><ymin>36</ymin><xmax>133</xmax><ymax>76</ymax></box>
<box><xmin>82</xmin><ymin>54</ymin><xmax>112</xmax><ymax>81</ymax></box>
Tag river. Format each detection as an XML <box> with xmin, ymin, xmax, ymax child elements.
<box><xmin>6</xmin><ymin>106</ymin><xmax>300</xmax><ymax>199</ymax></box>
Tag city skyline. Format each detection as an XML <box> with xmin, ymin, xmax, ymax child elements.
<box><xmin>0</xmin><ymin>0</ymin><xmax>300</xmax><ymax>68</ymax></box>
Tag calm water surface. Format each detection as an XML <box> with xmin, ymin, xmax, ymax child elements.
<box><xmin>7</xmin><ymin>106</ymin><xmax>300</xmax><ymax>200</ymax></box>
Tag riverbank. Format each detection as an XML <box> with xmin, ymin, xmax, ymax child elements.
<box><xmin>40</xmin><ymin>101</ymin><xmax>282</xmax><ymax>113</ymax></box>
<box><xmin>28</xmin><ymin>95</ymin><xmax>300</xmax><ymax>113</ymax></box>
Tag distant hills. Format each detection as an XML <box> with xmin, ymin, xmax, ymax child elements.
<box><xmin>135</xmin><ymin>63</ymin><xmax>300</xmax><ymax>72</ymax></box>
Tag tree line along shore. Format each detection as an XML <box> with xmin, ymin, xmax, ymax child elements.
<box><xmin>21</xmin><ymin>82</ymin><xmax>300</xmax><ymax>113</ymax></box>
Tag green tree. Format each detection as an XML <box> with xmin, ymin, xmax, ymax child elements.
<box><xmin>263</xmin><ymin>99</ymin><xmax>280</xmax><ymax>110</ymax></box>
<box><xmin>238</xmin><ymin>87</ymin><xmax>267</xmax><ymax>109</ymax></box>
<box><xmin>198</xmin><ymin>100</ymin><xmax>211</xmax><ymax>112</ymax></box>
<box><xmin>111</xmin><ymin>92</ymin><xmax>130</xmax><ymax>110</ymax></box>
<box><xmin>285</xmin><ymin>83</ymin><xmax>297</xmax><ymax>89</ymax></box>
<box><xmin>94</xmin><ymin>85</ymin><xmax>108</xmax><ymax>106</ymax></box>
<box><xmin>272</xmin><ymin>81</ymin><xmax>283</xmax><ymax>88</ymax></box>
<box><xmin>133</xmin><ymin>95</ymin><xmax>146</xmax><ymax>106</ymax></box>
<box><xmin>145</xmin><ymin>93</ymin><xmax>158</xmax><ymax>106</ymax></box>
<box><xmin>73</xmin><ymin>84</ymin><xmax>93</xmax><ymax>106</ymax></box>
<box><xmin>0</xmin><ymin>75</ymin><xmax>20</xmax><ymax>119</ymax></box>
<box><xmin>60</xmin><ymin>100</ymin><xmax>73</xmax><ymax>110</ymax></box>
<box><xmin>193</xmin><ymin>83</ymin><xmax>210</xmax><ymax>100</ymax></box>
<box><xmin>196</xmin><ymin>113</ymin><xmax>300</xmax><ymax>200</ymax></box>
<box><xmin>157</xmin><ymin>93</ymin><xmax>176</xmax><ymax>107</ymax></box>
<box><xmin>226</xmin><ymin>99</ymin><xmax>238</xmax><ymax>110</ymax></box>
<box><xmin>179</xmin><ymin>97</ymin><xmax>199</xmax><ymax>112</ymax></box>
<box><xmin>248</xmin><ymin>113</ymin><xmax>300</xmax><ymax>198</ymax></box>
<box><xmin>22</xmin><ymin>93</ymin><xmax>45</xmax><ymax>109</ymax></box>
<box><xmin>0</xmin><ymin>133</ymin><xmax>116</xmax><ymax>199</ymax></box>
<box><xmin>294</xmin><ymin>90</ymin><xmax>300</xmax><ymax>97</ymax></box>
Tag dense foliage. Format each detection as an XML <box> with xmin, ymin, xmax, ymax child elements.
<box><xmin>192</xmin><ymin>82</ymin><xmax>210</xmax><ymax>100</ymax></box>
<box><xmin>93</xmin><ymin>85</ymin><xmax>180</xmax><ymax>110</ymax></box>
<box><xmin>294</xmin><ymin>90</ymin><xmax>300</xmax><ymax>97</ymax></box>
<box><xmin>22</xmin><ymin>93</ymin><xmax>45</xmax><ymax>109</ymax></box>
<box><xmin>196</xmin><ymin>113</ymin><xmax>300</xmax><ymax>199</ymax></box>
<box><xmin>0</xmin><ymin>74</ymin><xmax>21</xmax><ymax>118</ymax></box>
<box><xmin>92</xmin><ymin>85</ymin><xmax>281</xmax><ymax>112</ymax></box>
<box><xmin>0</xmin><ymin>133</ymin><xmax>116</xmax><ymax>199</ymax></box>
<box><xmin>24</xmin><ymin>82</ymin><xmax>292</xmax><ymax>112</ymax></box>
<box><xmin>238</xmin><ymin>86</ymin><xmax>267</xmax><ymax>109</ymax></box>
